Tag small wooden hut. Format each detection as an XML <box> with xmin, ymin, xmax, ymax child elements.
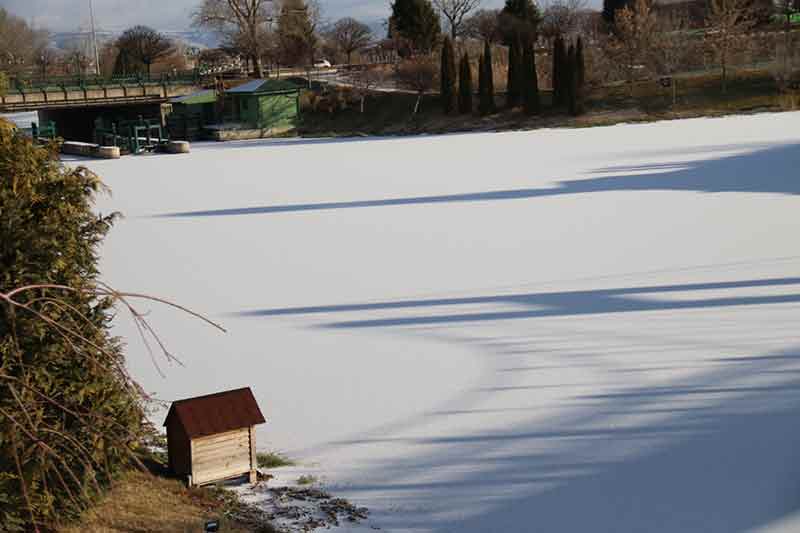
<box><xmin>225</xmin><ymin>78</ymin><xmax>301</xmax><ymax>133</ymax></box>
<box><xmin>164</xmin><ymin>387</ymin><xmax>266</xmax><ymax>487</ymax></box>
<box><xmin>167</xmin><ymin>89</ymin><xmax>218</xmax><ymax>140</ymax></box>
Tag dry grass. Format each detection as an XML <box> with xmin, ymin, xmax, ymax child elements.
<box><xmin>298</xmin><ymin>66</ymin><xmax>786</xmax><ymax>138</ymax></box>
<box><xmin>0</xmin><ymin>117</ymin><xmax>16</xmax><ymax>133</ymax></box>
<box><xmin>58</xmin><ymin>471</ymin><xmax>254</xmax><ymax>533</ymax></box>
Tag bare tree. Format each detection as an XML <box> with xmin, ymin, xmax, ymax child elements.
<box><xmin>346</xmin><ymin>66</ymin><xmax>387</xmax><ymax>112</ymax></box>
<box><xmin>34</xmin><ymin>47</ymin><xmax>60</xmax><ymax>80</ymax></box>
<box><xmin>194</xmin><ymin>0</ymin><xmax>276</xmax><ymax>78</ymax></box>
<box><xmin>64</xmin><ymin>44</ymin><xmax>92</xmax><ymax>77</ymax></box>
<box><xmin>116</xmin><ymin>26</ymin><xmax>174</xmax><ymax>77</ymax></box>
<box><xmin>98</xmin><ymin>42</ymin><xmax>120</xmax><ymax>77</ymax></box>
<box><xmin>540</xmin><ymin>0</ymin><xmax>587</xmax><ymax>38</ymax></box>
<box><xmin>0</xmin><ymin>8</ymin><xmax>48</xmax><ymax>76</ymax></box>
<box><xmin>329</xmin><ymin>17</ymin><xmax>373</xmax><ymax>65</ymax></box>
<box><xmin>463</xmin><ymin>9</ymin><xmax>502</xmax><ymax>43</ymax></box>
<box><xmin>433</xmin><ymin>0</ymin><xmax>483</xmax><ymax>40</ymax></box>
<box><xmin>705</xmin><ymin>0</ymin><xmax>755</xmax><ymax>93</ymax></box>
<box><xmin>607</xmin><ymin>0</ymin><xmax>657</xmax><ymax>96</ymax></box>
<box><xmin>775</xmin><ymin>0</ymin><xmax>797</xmax><ymax>80</ymax></box>
<box><xmin>395</xmin><ymin>55</ymin><xmax>439</xmax><ymax>114</ymax></box>
<box><xmin>650</xmin><ymin>9</ymin><xmax>697</xmax><ymax>104</ymax></box>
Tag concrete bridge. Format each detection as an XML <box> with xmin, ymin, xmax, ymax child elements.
<box><xmin>0</xmin><ymin>79</ymin><xmax>201</xmax><ymax>113</ymax></box>
<box><xmin>1</xmin><ymin>75</ymin><xmax>204</xmax><ymax>141</ymax></box>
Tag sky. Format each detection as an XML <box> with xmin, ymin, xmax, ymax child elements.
<box><xmin>1</xmin><ymin>0</ymin><xmax>509</xmax><ymax>33</ymax></box>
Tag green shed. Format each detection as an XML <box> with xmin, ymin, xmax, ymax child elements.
<box><xmin>168</xmin><ymin>89</ymin><xmax>217</xmax><ymax>140</ymax></box>
<box><xmin>225</xmin><ymin>79</ymin><xmax>301</xmax><ymax>134</ymax></box>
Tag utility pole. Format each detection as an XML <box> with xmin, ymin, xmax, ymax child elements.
<box><xmin>89</xmin><ymin>0</ymin><xmax>101</xmax><ymax>76</ymax></box>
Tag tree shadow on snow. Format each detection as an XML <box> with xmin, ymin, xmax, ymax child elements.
<box><xmin>157</xmin><ymin>142</ymin><xmax>800</xmax><ymax>219</ymax></box>
<box><xmin>334</xmin><ymin>347</ymin><xmax>800</xmax><ymax>533</ymax></box>
<box><xmin>236</xmin><ymin>276</ymin><xmax>800</xmax><ymax>328</ymax></box>
<box><xmin>238</xmin><ymin>274</ymin><xmax>800</xmax><ymax>532</ymax></box>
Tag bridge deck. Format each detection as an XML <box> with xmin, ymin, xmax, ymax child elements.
<box><xmin>1</xmin><ymin>82</ymin><xmax>202</xmax><ymax>113</ymax></box>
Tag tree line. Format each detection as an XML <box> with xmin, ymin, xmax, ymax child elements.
<box><xmin>386</xmin><ymin>0</ymin><xmax>799</xmax><ymax>117</ymax></box>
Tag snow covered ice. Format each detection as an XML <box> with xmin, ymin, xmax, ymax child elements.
<box><xmin>86</xmin><ymin>112</ymin><xmax>800</xmax><ymax>532</ymax></box>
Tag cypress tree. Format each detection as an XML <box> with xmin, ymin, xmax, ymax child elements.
<box><xmin>575</xmin><ymin>37</ymin><xmax>586</xmax><ymax>115</ymax></box>
<box><xmin>484</xmin><ymin>40</ymin><xmax>496</xmax><ymax>113</ymax></box>
<box><xmin>440</xmin><ymin>36</ymin><xmax>457</xmax><ymax>113</ymax></box>
<box><xmin>459</xmin><ymin>53</ymin><xmax>473</xmax><ymax>114</ymax></box>
<box><xmin>479</xmin><ymin>54</ymin><xmax>490</xmax><ymax>115</ymax></box>
<box><xmin>515</xmin><ymin>37</ymin><xmax>527</xmax><ymax>102</ymax></box>
<box><xmin>566</xmin><ymin>42</ymin><xmax>577</xmax><ymax>116</ymax></box>
<box><xmin>523</xmin><ymin>40</ymin><xmax>540</xmax><ymax>115</ymax></box>
<box><xmin>507</xmin><ymin>38</ymin><xmax>519</xmax><ymax>108</ymax></box>
<box><xmin>483</xmin><ymin>41</ymin><xmax>496</xmax><ymax>113</ymax></box>
<box><xmin>552</xmin><ymin>36</ymin><xmax>561</xmax><ymax>106</ymax></box>
<box><xmin>553</xmin><ymin>36</ymin><xmax>567</xmax><ymax>107</ymax></box>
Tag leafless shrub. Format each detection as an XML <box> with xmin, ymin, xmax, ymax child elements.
<box><xmin>605</xmin><ymin>0</ymin><xmax>658</xmax><ymax>96</ymax></box>
<box><xmin>395</xmin><ymin>56</ymin><xmax>440</xmax><ymax>114</ymax></box>
<box><xmin>345</xmin><ymin>67</ymin><xmax>387</xmax><ymax>112</ymax></box>
<box><xmin>704</xmin><ymin>0</ymin><xmax>756</xmax><ymax>93</ymax></box>
<box><xmin>650</xmin><ymin>10</ymin><xmax>699</xmax><ymax>104</ymax></box>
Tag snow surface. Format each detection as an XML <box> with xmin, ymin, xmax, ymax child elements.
<box><xmin>86</xmin><ymin>112</ymin><xmax>800</xmax><ymax>532</ymax></box>
<box><xmin>2</xmin><ymin>111</ymin><xmax>38</xmax><ymax>128</ymax></box>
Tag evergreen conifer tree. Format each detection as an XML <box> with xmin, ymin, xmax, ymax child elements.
<box><xmin>459</xmin><ymin>53</ymin><xmax>473</xmax><ymax>113</ymax></box>
<box><xmin>440</xmin><ymin>36</ymin><xmax>457</xmax><ymax>113</ymax></box>
<box><xmin>501</xmin><ymin>0</ymin><xmax>542</xmax><ymax>45</ymax></box>
<box><xmin>553</xmin><ymin>36</ymin><xmax>567</xmax><ymax>107</ymax></box>
<box><xmin>389</xmin><ymin>0</ymin><xmax>442</xmax><ymax>55</ymax></box>
<box><xmin>575</xmin><ymin>37</ymin><xmax>586</xmax><ymax>115</ymax></box>
<box><xmin>506</xmin><ymin>38</ymin><xmax>520</xmax><ymax>107</ymax></box>
<box><xmin>484</xmin><ymin>40</ymin><xmax>496</xmax><ymax>112</ymax></box>
<box><xmin>566</xmin><ymin>42</ymin><xmax>577</xmax><ymax>115</ymax></box>
<box><xmin>479</xmin><ymin>54</ymin><xmax>490</xmax><ymax>115</ymax></box>
<box><xmin>0</xmin><ymin>124</ymin><xmax>145</xmax><ymax>529</ymax></box>
<box><xmin>552</xmin><ymin>35</ymin><xmax>562</xmax><ymax>106</ymax></box>
<box><xmin>515</xmin><ymin>37</ymin><xmax>527</xmax><ymax>101</ymax></box>
<box><xmin>522</xmin><ymin>40</ymin><xmax>540</xmax><ymax>114</ymax></box>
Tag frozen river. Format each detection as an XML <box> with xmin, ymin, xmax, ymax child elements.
<box><xmin>86</xmin><ymin>112</ymin><xmax>800</xmax><ymax>532</ymax></box>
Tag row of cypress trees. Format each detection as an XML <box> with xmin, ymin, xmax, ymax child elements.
<box><xmin>440</xmin><ymin>35</ymin><xmax>586</xmax><ymax>117</ymax></box>
<box><xmin>507</xmin><ymin>36</ymin><xmax>541</xmax><ymax>114</ymax></box>
<box><xmin>441</xmin><ymin>37</ymin><xmax>498</xmax><ymax>116</ymax></box>
<box><xmin>478</xmin><ymin>41</ymin><xmax>496</xmax><ymax>115</ymax></box>
<box><xmin>553</xmin><ymin>36</ymin><xmax>586</xmax><ymax>116</ymax></box>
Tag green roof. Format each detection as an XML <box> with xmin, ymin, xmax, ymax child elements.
<box><xmin>171</xmin><ymin>89</ymin><xmax>216</xmax><ymax>105</ymax></box>
<box><xmin>228</xmin><ymin>79</ymin><xmax>300</xmax><ymax>95</ymax></box>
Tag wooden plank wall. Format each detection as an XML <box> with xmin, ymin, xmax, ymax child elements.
<box><xmin>191</xmin><ymin>428</ymin><xmax>251</xmax><ymax>485</ymax></box>
<box><xmin>249</xmin><ymin>425</ymin><xmax>257</xmax><ymax>483</ymax></box>
<box><xmin>166</xmin><ymin>419</ymin><xmax>191</xmax><ymax>477</ymax></box>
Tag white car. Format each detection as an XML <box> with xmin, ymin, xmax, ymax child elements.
<box><xmin>313</xmin><ymin>59</ymin><xmax>332</xmax><ymax>69</ymax></box>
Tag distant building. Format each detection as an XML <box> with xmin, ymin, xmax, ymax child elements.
<box><xmin>167</xmin><ymin>78</ymin><xmax>302</xmax><ymax>140</ymax></box>
<box><xmin>167</xmin><ymin>89</ymin><xmax>217</xmax><ymax>140</ymax></box>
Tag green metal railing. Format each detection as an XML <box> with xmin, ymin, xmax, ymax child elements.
<box><xmin>8</xmin><ymin>69</ymin><xmax>203</xmax><ymax>93</ymax></box>
<box><xmin>773</xmin><ymin>12</ymin><xmax>800</xmax><ymax>24</ymax></box>
<box><xmin>94</xmin><ymin>116</ymin><xmax>169</xmax><ymax>155</ymax></box>
<box><xmin>15</xmin><ymin>121</ymin><xmax>57</xmax><ymax>142</ymax></box>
